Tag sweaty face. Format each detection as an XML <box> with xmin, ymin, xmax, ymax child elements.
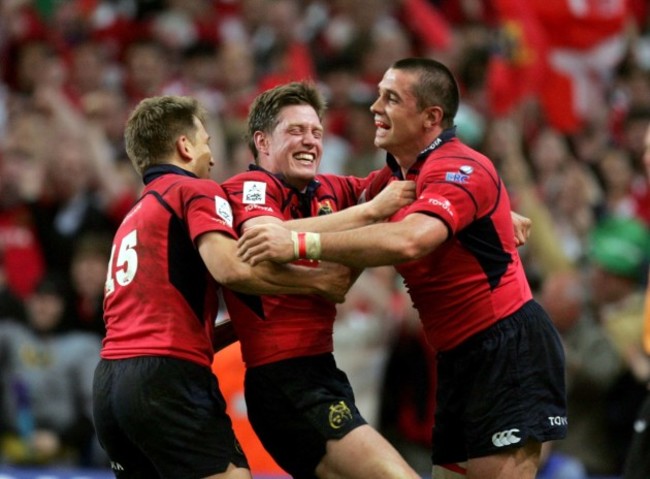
<box><xmin>370</xmin><ymin>68</ymin><xmax>428</xmax><ymax>160</ymax></box>
<box><xmin>258</xmin><ymin>104</ymin><xmax>323</xmax><ymax>190</ymax></box>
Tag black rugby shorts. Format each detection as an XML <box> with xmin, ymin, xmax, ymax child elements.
<box><xmin>244</xmin><ymin>353</ymin><xmax>367</xmax><ymax>479</ymax></box>
<box><xmin>93</xmin><ymin>356</ymin><xmax>248</xmax><ymax>478</ymax></box>
<box><xmin>433</xmin><ymin>300</ymin><xmax>568</xmax><ymax>465</ymax></box>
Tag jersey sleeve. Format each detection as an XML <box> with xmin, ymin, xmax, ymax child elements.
<box><xmin>222</xmin><ymin>172</ymin><xmax>286</xmax><ymax>233</ymax></box>
<box><xmin>404</xmin><ymin>158</ymin><xmax>500</xmax><ymax>234</ymax></box>
<box><xmin>184</xmin><ymin>179</ymin><xmax>237</xmax><ymax>242</ymax></box>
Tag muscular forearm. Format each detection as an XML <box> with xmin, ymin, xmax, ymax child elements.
<box><xmin>284</xmin><ymin>202</ymin><xmax>379</xmax><ymax>232</ymax></box>
<box><xmin>318</xmin><ymin>215</ymin><xmax>446</xmax><ymax>268</ymax></box>
<box><xmin>222</xmin><ymin>261</ymin><xmax>319</xmax><ymax>295</ymax></box>
<box><xmin>284</xmin><ymin>179</ymin><xmax>416</xmax><ymax>232</ymax></box>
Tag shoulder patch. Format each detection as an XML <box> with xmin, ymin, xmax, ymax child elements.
<box><xmin>215</xmin><ymin>196</ymin><xmax>233</xmax><ymax>227</ymax></box>
<box><xmin>445</xmin><ymin>172</ymin><xmax>470</xmax><ymax>184</ymax></box>
<box><xmin>243</xmin><ymin>181</ymin><xmax>266</xmax><ymax>204</ymax></box>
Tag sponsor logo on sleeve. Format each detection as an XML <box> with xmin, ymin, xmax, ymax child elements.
<box><xmin>445</xmin><ymin>172</ymin><xmax>470</xmax><ymax>184</ymax></box>
<box><xmin>427</xmin><ymin>198</ymin><xmax>454</xmax><ymax>217</ymax></box>
<box><xmin>215</xmin><ymin>196</ymin><xmax>233</xmax><ymax>227</ymax></box>
<box><xmin>243</xmin><ymin>181</ymin><xmax>266</xmax><ymax>204</ymax></box>
<box><xmin>244</xmin><ymin>204</ymin><xmax>274</xmax><ymax>213</ymax></box>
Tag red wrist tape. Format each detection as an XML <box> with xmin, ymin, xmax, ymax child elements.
<box><xmin>297</xmin><ymin>232</ymin><xmax>307</xmax><ymax>259</ymax></box>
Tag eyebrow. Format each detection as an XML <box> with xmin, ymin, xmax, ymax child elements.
<box><xmin>379</xmin><ymin>84</ymin><xmax>400</xmax><ymax>98</ymax></box>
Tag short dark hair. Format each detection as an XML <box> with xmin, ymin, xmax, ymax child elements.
<box><xmin>391</xmin><ymin>58</ymin><xmax>460</xmax><ymax>128</ymax></box>
<box><xmin>247</xmin><ymin>82</ymin><xmax>326</xmax><ymax>161</ymax></box>
<box><xmin>124</xmin><ymin>95</ymin><xmax>207</xmax><ymax>175</ymax></box>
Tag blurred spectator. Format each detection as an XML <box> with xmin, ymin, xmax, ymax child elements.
<box><xmin>166</xmin><ymin>41</ymin><xmax>223</xmax><ymax>116</ymax></box>
<box><xmin>588</xmin><ymin>215</ymin><xmax>650</xmax><ymax>473</ymax></box>
<box><xmin>594</xmin><ymin>147</ymin><xmax>640</xmax><ymax>220</ymax></box>
<box><xmin>0</xmin><ymin>114</ymin><xmax>47</xmax><ymax>300</ymax></box>
<box><xmin>67</xmin><ymin>233</ymin><xmax>112</xmax><ymax>337</ymax></box>
<box><xmin>121</xmin><ymin>38</ymin><xmax>174</xmax><ymax>106</ymax></box>
<box><xmin>79</xmin><ymin>88</ymin><xmax>131</xmax><ymax>163</ymax></box>
<box><xmin>619</xmin><ymin>107</ymin><xmax>650</xmax><ymax>226</ymax></box>
<box><xmin>31</xmin><ymin>129</ymin><xmax>117</xmax><ymax>278</ymax></box>
<box><xmin>341</xmin><ymin>98</ymin><xmax>384</xmax><ymax>177</ymax></box>
<box><xmin>541</xmin><ymin>269</ymin><xmax>625</xmax><ymax>476</ymax></box>
<box><xmin>622</xmin><ymin>116</ymin><xmax>650</xmax><ymax>479</ymax></box>
<box><xmin>217</xmin><ymin>38</ymin><xmax>260</xmax><ymax>135</ymax></box>
<box><xmin>0</xmin><ymin>274</ymin><xmax>103</xmax><ymax>467</ymax></box>
<box><xmin>253</xmin><ymin>0</ymin><xmax>316</xmax><ymax>89</ymax></box>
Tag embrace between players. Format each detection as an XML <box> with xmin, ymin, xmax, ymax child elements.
<box><xmin>92</xmin><ymin>57</ymin><xmax>566</xmax><ymax>479</ymax></box>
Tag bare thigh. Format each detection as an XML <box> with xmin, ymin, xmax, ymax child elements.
<box><xmin>315</xmin><ymin>425</ymin><xmax>421</xmax><ymax>479</ymax></box>
<box><xmin>466</xmin><ymin>440</ymin><xmax>542</xmax><ymax>479</ymax></box>
<box><xmin>203</xmin><ymin>463</ymin><xmax>252</xmax><ymax>479</ymax></box>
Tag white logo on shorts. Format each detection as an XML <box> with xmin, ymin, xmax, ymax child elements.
<box><xmin>491</xmin><ymin>428</ymin><xmax>521</xmax><ymax>447</ymax></box>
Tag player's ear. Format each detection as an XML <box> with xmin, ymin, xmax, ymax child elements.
<box><xmin>253</xmin><ymin>131</ymin><xmax>269</xmax><ymax>155</ymax></box>
<box><xmin>424</xmin><ymin>106</ymin><xmax>443</xmax><ymax>129</ymax></box>
<box><xmin>176</xmin><ymin>135</ymin><xmax>193</xmax><ymax>163</ymax></box>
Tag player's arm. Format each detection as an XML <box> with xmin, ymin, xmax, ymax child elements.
<box><xmin>238</xmin><ymin>212</ymin><xmax>449</xmax><ymax>268</ymax></box>
<box><xmin>197</xmin><ymin>231</ymin><xmax>352</xmax><ymax>302</ymax></box>
<box><xmin>283</xmin><ymin>180</ymin><xmax>416</xmax><ymax>232</ymax></box>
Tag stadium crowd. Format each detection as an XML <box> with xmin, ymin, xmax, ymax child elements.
<box><xmin>0</xmin><ymin>0</ymin><xmax>649</xmax><ymax>478</ymax></box>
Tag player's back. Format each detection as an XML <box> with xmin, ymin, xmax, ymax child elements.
<box><xmin>101</xmin><ymin>174</ymin><xmax>219</xmax><ymax>367</ymax></box>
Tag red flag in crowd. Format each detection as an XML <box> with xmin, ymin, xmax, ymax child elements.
<box><xmin>485</xmin><ymin>0</ymin><xmax>548</xmax><ymax>117</ymax></box>
<box><xmin>535</xmin><ymin>0</ymin><xmax>629</xmax><ymax>133</ymax></box>
<box><xmin>401</xmin><ymin>0</ymin><xmax>453</xmax><ymax>51</ymax></box>
<box><xmin>487</xmin><ymin>0</ymin><xmax>630</xmax><ymax>133</ymax></box>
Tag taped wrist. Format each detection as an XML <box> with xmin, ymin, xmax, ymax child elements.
<box><xmin>292</xmin><ymin>231</ymin><xmax>321</xmax><ymax>260</ymax></box>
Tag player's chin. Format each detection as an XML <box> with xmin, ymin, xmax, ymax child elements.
<box><xmin>374</xmin><ymin>130</ymin><xmax>390</xmax><ymax>146</ymax></box>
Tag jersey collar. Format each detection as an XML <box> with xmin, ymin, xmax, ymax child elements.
<box><xmin>143</xmin><ymin>164</ymin><xmax>198</xmax><ymax>185</ymax></box>
<box><xmin>385</xmin><ymin>126</ymin><xmax>457</xmax><ymax>178</ymax></box>
<box><xmin>248</xmin><ymin>163</ymin><xmax>321</xmax><ymax>196</ymax></box>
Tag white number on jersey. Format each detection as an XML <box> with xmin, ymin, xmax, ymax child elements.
<box><xmin>105</xmin><ymin>229</ymin><xmax>138</xmax><ymax>295</ymax></box>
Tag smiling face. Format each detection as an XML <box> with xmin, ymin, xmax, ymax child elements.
<box><xmin>255</xmin><ymin>104</ymin><xmax>324</xmax><ymax>190</ymax></box>
<box><xmin>370</xmin><ymin>68</ymin><xmax>436</xmax><ymax>165</ymax></box>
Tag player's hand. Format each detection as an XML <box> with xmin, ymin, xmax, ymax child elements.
<box><xmin>366</xmin><ymin>180</ymin><xmax>416</xmax><ymax>220</ymax></box>
<box><xmin>238</xmin><ymin>223</ymin><xmax>295</xmax><ymax>265</ymax></box>
<box><xmin>511</xmin><ymin>211</ymin><xmax>532</xmax><ymax>247</ymax></box>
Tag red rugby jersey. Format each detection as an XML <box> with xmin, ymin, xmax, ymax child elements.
<box><xmin>222</xmin><ymin>166</ymin><xmax>367</xmax><ymax>367</ymax></box>
<box><xmin>101</xmin><ymin>166</ymin><xmax>236</xmax><ymax>368</ymax></box>
<box><xmin>366</xmin><ymin>129</ymin><xmax>532</xmax><ymax>352</ymax></box>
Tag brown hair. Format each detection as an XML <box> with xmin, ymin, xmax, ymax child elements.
<box><xmin>246</xmin><ymin>82</ymin><xmax>326</xmax><ymax>161</ymax></box>
<box><xmin>124</xmin><ymin>95</ymin><xmax>207</xmax><ymax>175</ymax></box>
<box><xmin>391</xmin><ymin>58</ymin><xmax>460</xmax><ymax>128</ymax></box>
